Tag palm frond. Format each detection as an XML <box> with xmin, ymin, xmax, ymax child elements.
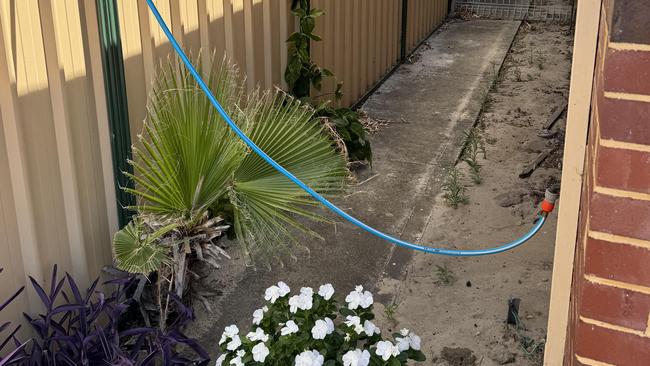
<box><xmin>231</xmin><ymin>91</ymin><xmax>347</xmax><ymax>259</ymax></box>
<box><xmin>127</xmin><ymin>56</ymin><xmax>244</xmax><ymax>220</ymax></box>
<box><xmin>113</xmin><ymin>220</ymin><xmax>176</xmax><ymax>274</ymax></box>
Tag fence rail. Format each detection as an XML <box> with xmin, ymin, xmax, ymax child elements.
<box><xmin>0</xmin><ymin>0</ymin><xmax>448</xmax><ymax>323</ymax></box>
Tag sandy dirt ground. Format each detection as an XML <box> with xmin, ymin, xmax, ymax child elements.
<box><xmin>372</xmin><ymin>22</ymin><xmax>573</xmax><ymax>366</ymax></box>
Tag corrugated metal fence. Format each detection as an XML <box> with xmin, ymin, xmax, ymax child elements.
<box><xmin>312</xmin><ymin>0</ymin><xmax>448</xmax><ymax>106</ymax></box>
<box><xmin>0</xmin><ymin>0</ymin><xmax>117</xmax><ymax>318</ymax></box>
<box><xmin>0</xmin><ymin>0</ymin><xmax>447</xmax><ymax>321</ymax></box>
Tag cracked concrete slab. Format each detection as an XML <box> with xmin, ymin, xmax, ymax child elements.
<box><xmin>196</xmin><ymin>19</ymin><xmax>521</xmax><ymax>349</ymax></box>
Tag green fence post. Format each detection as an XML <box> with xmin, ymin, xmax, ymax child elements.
<box><xmin>400</xmin><ymin>0</ymin><xmax>409</xmax><ymax>62</ymax></box>
<box><xmin>95</xmin><ymin>0</ymin><xmax>134</xmax><ymax>228</ymax></box>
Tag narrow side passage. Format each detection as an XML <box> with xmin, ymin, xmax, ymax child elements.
<box><xmin>373</xmin><ymin>22</ymin><xmax>571</xmax><ymax>365</ymax></box>
<box><xmin>196</xmin><ymin>20</ymin><xmax>521</xmax><ymax>347</ymax></box>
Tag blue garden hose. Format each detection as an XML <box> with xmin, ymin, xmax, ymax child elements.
<box><xmin>145</xmin><ymin>0</ymin><xmax>555</xmax><ymax>257</ymax></box>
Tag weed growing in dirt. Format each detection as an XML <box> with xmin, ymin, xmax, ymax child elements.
<box><xmin>384</xmin><ymin>302</ymin><xmax>400</xmax><ymax>322</ymax></box>
<box><xmin>481</xmin><ymin>92</ymin><xmax>494</xmax><ymax>112</ymax></box>
<box><xmin>435</xmin><ymin>264</ymin><xmax>456</xmax><ymax>286</ymax></box>
<box><xmin>461</xmin><ymin>129</ymin><xmax>487</xmax><ymax>185</ymax></box>
<box><xmin>441</xmin><ymin>167</ymin><xmax>469</xmax><ymax>208</ymax></box>
<box><xmin>519</xmin><ymin>335</ymin><xmax>545</xmax><ymax>364</ymax></box>
<box><xmin>509</xmin><ymin>312</ymin><xmax>545</xmax><ymax>364</ymax></box>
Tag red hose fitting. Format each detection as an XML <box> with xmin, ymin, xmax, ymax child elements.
<box><xmin>541</xmin><ymin>188</ymin><xmax>559</xmax><ymax>215</ymax></box>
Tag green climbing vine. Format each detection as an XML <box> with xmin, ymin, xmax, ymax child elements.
<box><xmin>285</xmin><ymin>0</ymin><xmax>372</xmax><ymax>165</ymax></box>
<box><xmin>285</xmin><ymin>0</ymin><xmax>332</xmax><ymax>99</ymax></box>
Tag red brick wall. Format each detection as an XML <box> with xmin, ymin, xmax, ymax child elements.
<box><xmin>565</xmin><ymin>1</ymin><xmax>650</xmax><ymax>365</ymax></box>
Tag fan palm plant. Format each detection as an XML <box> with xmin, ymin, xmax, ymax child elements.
<box><xmin>112</xmin><ymin>56</ymin><xmax>346</xmax><ymax>313</ymax></box>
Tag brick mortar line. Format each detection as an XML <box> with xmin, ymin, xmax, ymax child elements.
<box><xmin>575</xmin><ymin>355</ymin><xmax>615</xmax><ymax>366</ymax></box>
<box><xmin>609</xmin><ymin>42</ymin><xmax>650</xmax><ymax>52</ymax></box>
<box><xmin>589</xmin><ymin>230</ymin><xmax>650</xmax><ymax>249</ymax></box>
<box><xmin>604</xmin><ymin>91</ymin><xmax>650</xmax><ymax>103</ymax></box>
<box><xmin>585</xmin><ymin>274</ymin><xmax>650</xmax><ymax>296</ymax></box>
<box><xmin>580</xmin><ymin>315</ymin><xmax>648</xmax><ymax>338</ymax></box>
<box><xmin>582</xmin><ymin>218</ymin><xmax>590</xmax><ymax>258</ymax></box>
<box><xmin>593</xmin><ymin>185</ymin><xmax>650</xmax><ymax>202</ymax></box>
<box><xmin>600</xmin><ymin>138</ymin><xmax>650</xmax><ymax>153</ymax></box>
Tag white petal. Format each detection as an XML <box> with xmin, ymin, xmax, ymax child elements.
<box><xmin>215</xmin><ymin>354</ymin><xmax>226</xmax><ymax>366</ymax></box>
<box><xmin>409</xmin><ymin>334</ymin><xmax>422</xmax><ymax>350</ymax></box>
<box><xmin>252</xmin><ymin>343</ymin><xmax>270</xmax><ymax>363</ymax></box>
<box><xmin>277</xmin><ymin>281</ymin><xmax>290</xmax><ymax>296</ymax></box>
<box><xmin>318</xmin><ymin>284</ymin><xmax>335</xmax><ymax>300</ymax></box>
<box><xmin>226</xmin><ymin>336</ymin><xmax>241</xmax><ymax>351</ymax></box>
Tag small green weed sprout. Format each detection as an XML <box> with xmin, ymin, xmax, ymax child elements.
<box><xmin>384</xmin><ymin>302</ymin><xmax>399</xmax><ymax>322</ymax></box>
<box><xmin>461</xmin><ymin>129</ymin><xmax>486</xmax><ymax>185</ymax></box>
<box><xmin>435</xmin><ymin>264</ymin><xmax>456</xmax><ymax>286</ymax></box>
<box><xmin>520</xmin><ymin>334</ymin><xmax>545</xmax><ymax>364</ymax></box>
<box><xmin>441</xmin><ymin>167</ymin><xmax>469</xmax><ymax>208</ymax></box>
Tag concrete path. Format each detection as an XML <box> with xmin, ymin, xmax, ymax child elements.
<box><xmin>198</xmin><ymin>19</ymin><xmax>520</xmax><ymax>346</ymax></box>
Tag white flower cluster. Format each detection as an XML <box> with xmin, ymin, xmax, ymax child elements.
<box><xmin>395</xmin><ymin>328</ymin><xmax>422</xmax><ymax>352</ymax></box>
<box><xmin>345</xmin><ymin>285</ymin><xmax>373</xmax><ymax>309</ymax></box>
<box><xmin>373</xmin><ymin>329</ymin><xmax>421</xmax><ymax>361</ymax></box>
<box><xmin>342</xmin><ymin>349</ymin><xmax>371</xmax><ymax>366</ymax></box>
<box><xmin>264</xmin><ymin>281</ymin><xmax>290</xmax><ymax>303</ymax></box>
<box><xmin>215</xmin><ymin>283</ymin><xmax>423</xmax><ymax>366</ymax></box>
<box><xmin>295</xmin><ymin>350</ymin><xmax>324</xmax><ymax>366</ymax></box>
<box><xmin>289</xmin><ymin>287</ymin><xmax>314</xmax><ymax>313</ymax></box>
<box><xmin>216</xmin><ymin>322</ymin><xmax>271</xmax><ymax>365</ymax></box>
<box><xmin>218</xmin><ymin>325</ymin><xmax>242</xmax><ymax>351</ymax></box>
<box><xmin>311</xmin><ymin>318</ymin><xmax>335</xmax><ymax>339</ymax></box>
<box><xmin>344</xmin><ymin>315</ymin><xmax>380</xmax><ymax>337</ymax></box>
<box><xmin>252</xmin><ymin>306</ymin><xmax>268</xmax><ymax>325</ymax></box>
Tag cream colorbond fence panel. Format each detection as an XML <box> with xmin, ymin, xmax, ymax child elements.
<box><xmin>311</xmin><ymin>0</ymin><xmax>403</xmax><ymax>107</ymax></box>
<box><xmin>312</xmin><ymin>0</ymin><xmax>448</xmax><ymax>107</ymax></box>
<box><xmin>406</xmin><ymin>0</ymin><xmax>447</xmax><ymax>55</ymax></box>
<box><xmin>117</xmin><ymin>0</ymin><xmax>292</xmax><ymax>140</ymax></box>
<box><xmin>0</xmin><ymin>0</ymin><xmax>117</xmax><ymax>322</ymax></box>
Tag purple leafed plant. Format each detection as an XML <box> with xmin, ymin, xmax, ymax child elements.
<box><xmin>1</xmin><ymin>266</ymin><xmax>209</xmax><ymax>366</ymax></box>
<box><xmin>0</xmin><ymin>267</ymin><xmax>29</xmax><ymax>366</ymax></box>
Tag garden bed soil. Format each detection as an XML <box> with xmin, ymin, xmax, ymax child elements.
<box><xmin>372</xmin><ymin>22</ymin><xmax>573</xmax><ymax>366</ymax></box>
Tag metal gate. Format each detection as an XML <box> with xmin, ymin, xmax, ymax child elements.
<box><xmin>454</xmin><ymin>0</ymin><xmax>576</xmax><ymax>23</ymax></box>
